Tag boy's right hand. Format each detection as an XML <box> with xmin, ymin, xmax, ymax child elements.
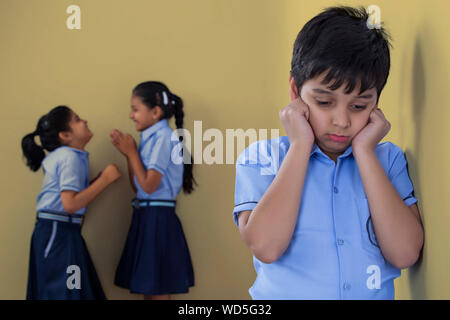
<box><xmin>101</xmin><ymin>164</ymin><xmax>122</xmax><ymax>184</ymax></box>
<box><xmin>279</xmin><ymin>97</ymin><xmax>315</xmax><ymax>149</ymax></box>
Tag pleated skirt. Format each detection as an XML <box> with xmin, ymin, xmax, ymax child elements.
<box><xmin>26</xmin><ymin>218</ymin><xmax>106</xmax><ymax>300</ymax></box>
<box><xmin>114</xmin><ymin>204</ymin><xmax>194</xmax><ymax>295</ymax></box>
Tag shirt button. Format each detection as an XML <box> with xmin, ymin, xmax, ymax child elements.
<box><xmin>337</xmin><ymin>239</ymin><xmax>344</xmax><ymax>245</ymax></box>
<box><xmin>344</xmin><ymin>283</ymin><xmax>351</xmax><ymax>290</ymax></box>
<box><xmin>333</xmin><ymin>187</ymin><xmax>339</xmax><ymax>193</ymax></box>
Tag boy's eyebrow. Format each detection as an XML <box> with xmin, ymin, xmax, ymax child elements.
<box><xmin>312</xmin><ymin>88</ymin><xmax>374</xmax><ymax>99</ymax></box>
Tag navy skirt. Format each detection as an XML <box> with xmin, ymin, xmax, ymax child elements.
<box><xmin>114</xmin><ymin>200</ymin><xmax>194</xmax><ymax>295</ymax></box>
<box><xmin>26</xmin><ymin>215</ymin><xmax>106</xmax><ymax>300</ymax></box>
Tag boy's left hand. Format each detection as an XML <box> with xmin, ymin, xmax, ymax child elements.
<box><xmin>352</xmin><ymin>107</ymin><xmax>391</xmax><ymax>153</ymax></box>
<box><xmin>110</xmin><ymin>129</ymin><xmax>138</xmax><ymax>157</ymax></box>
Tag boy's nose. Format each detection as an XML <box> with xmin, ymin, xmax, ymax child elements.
<box><xmin>332</xmin><ymin>108</ymin><xmax>350</xmax><ymax>128</ymax></box>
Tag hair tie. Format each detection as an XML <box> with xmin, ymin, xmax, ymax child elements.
<box><xmin>162</xmin><ymin>91</ymin><xmax>169</xmax><ymax>106</ymax></box>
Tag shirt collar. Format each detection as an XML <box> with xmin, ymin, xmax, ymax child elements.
<box><xmin>60</xmin><ymin>145</ymin><xmax>89</xmax><ymax>157</ymax></box>
<box><xmin>310</xmin><ymin>142</ymin><xmax>353</xmax><ymax>161</ymax></box>
<box><xmin>140</xmin><ymin>119</ymin><xmax>169</xmax><ymax>142</ymax></box>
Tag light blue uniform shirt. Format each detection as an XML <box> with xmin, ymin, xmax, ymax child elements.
<box><xmin>135</xmin><ymin>119</ymin><xmax>183</xmax><ymax>200</ymax></box>
<box><xmin>233</xmin><ymin>136</ymin><xmax>418</xmax><ymax>300</ymax></box>
<box><xmin>36</xmin><ymin>146</ymin><xmax>89</xmax><ymax>215</ymax></box>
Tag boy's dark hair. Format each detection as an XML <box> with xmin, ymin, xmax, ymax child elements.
<box><xmin>133</xmin><ymin>81</ymin><xmax>197</xmax><ymax>194</ymax></box>
<box><xmin>291</xmin><ymin>6</ymin><xmax>392</xmax><ymax>102</ymax></box>
<box><xmin>21</xmin><ymin>106</ymin><xmax>72</xmax><ymax>172</ymax></box>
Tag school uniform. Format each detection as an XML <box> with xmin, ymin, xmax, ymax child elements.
<box><xmin>114</xmin><ymin>119</ymin><xmax>194</xmax><ymax>295</ymax></box>
<box><xmin>27</xmin><ymin>146</ymin><xmax>105</xmax><ymax>300</ymax></box>
<box><xmin>233</xmin><ymin>137</ymin><xmax>418</xmax><ymax>300</ymax></box>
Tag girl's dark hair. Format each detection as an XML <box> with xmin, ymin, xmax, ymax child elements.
<box><xmin>291</xmin><ymin>6</ymin><xmax>392</xmax><ymax>102</ymax></box>
<box><xmin>21</xmin><ymin>106</ymin><xmax>72</xmax><ymax>172</ymax></box>
<box><xmin>132</xmin><ymin>81</ymin><xmax>197</xmax><ymax>194</ymax></box>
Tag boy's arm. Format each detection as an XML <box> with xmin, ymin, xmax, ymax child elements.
<box><xmin>61</xmin><ymin>164</ymin><xmax>121</xmax><ymax>214</ymax></box>
<box><xmin>351</xmin><ymin>107</ymin><xmax>424</xmax><ymax>269</ymax></box>
<box><xmin>238</xmin><ymin>98</ymin><xmax>314</xmax><ymax>264</ymax></box>
<box><xmin>238</xmin><ymin>142</ymin><xmax>311</xmax><ymax>263</ymax></box>
<box><xmin>353</xmin><ymin>149</ymin><xmax>424</xmax><ymax>269</ymax></box>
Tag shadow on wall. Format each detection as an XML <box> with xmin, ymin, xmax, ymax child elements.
<box><xmin>404</xmin><ymin>32</ymin><xmax>426</xmax><ymax>300</ymax></box>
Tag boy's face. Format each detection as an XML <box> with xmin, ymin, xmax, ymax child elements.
<box><xmin>290</xmin><ymin>71</ymin><xmax>378</xmax><ymax>161</ymax></box>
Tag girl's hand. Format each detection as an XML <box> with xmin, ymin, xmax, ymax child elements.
<box><xmin>279</xmin><ymin>97</ymin><xmax>315</xmax><ymax>149</ymax></box>
<box><xmin>352</xmin><ymin>107</ymin><xmax>391</xmax><ymax>154</ymax></box>
<box><xmin>89</xmin><ymin>171</ymin><xmax>102</xmax><ymax>184</ymax></box>
<box><xmin>110</xmin><ymin>129</ymin><xmax>138</xmax><ymax>157</ymax></box>
<box><xmin>100</xmin><ymin>164</ymin><xmax>122</xmax><ymax>184</ymax></box>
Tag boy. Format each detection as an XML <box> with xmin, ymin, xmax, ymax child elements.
<box><xmin>232</xmin><ymin>6</ymin><xmax>424</xmax><ymax>299</ymax></box>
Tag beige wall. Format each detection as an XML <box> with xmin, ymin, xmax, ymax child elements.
<box><xmin>0</xmin><ymin>0</ymin><xmax>449</xmax><ymax>299</ymax></box>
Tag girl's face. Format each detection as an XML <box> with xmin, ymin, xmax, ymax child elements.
<box><xmin>291</xmin><ymin>71</ymin><xmax>378</xmax><ymax>161</ymax></box>
<box><xmin>129</xmin><ymin>95</ymin><xmax>162</xmax><ymax>131</ymax></box>
<box><xmin>60</xmin><ymin>110</ymin><xmax>93</xmax><ymax>149</ymax></box>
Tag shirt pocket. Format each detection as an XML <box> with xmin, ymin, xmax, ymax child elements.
<box><xmin>44</xmin><ymin>221</ymin><xmax>58</xmax><ymax>259</ymax></box>
<box><xmin>354</xmin><ymin>196</ymin><xmax>385</xmax><ymax>261</ymax></box>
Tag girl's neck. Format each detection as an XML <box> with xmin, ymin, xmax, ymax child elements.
<box><xmin>64</xmin><ymin>141</ymin><xmax>87</xmax><ymax>151</ymax></box>
<box><xmin>141</xmin><ymin>118</ymin><xmax>163</xmax><ymax>132</ymax></box>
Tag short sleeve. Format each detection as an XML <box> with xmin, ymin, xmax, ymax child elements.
<box><xmin>58</xmin><ymin>153</ymin><xmax>85</xmax><ymax>193</ymax></box>
<box><xmin>233</xmin><ymin>141</ymin><xmax>277</xmax><ymax>227</ymax></box>
<box><xmin>388</xmin><ymin>144</ymin><xmax>418</xmax><ymax>207</ymax></box>
<box><xmin>144</xmin><ymin>133</ymin><xmax>173</xmax><ymax>175</ymax></box>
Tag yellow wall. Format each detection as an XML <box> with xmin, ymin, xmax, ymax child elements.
<box><xmin>0</xmin><ymin>0</ymin><xmax>448</xmax><ymax>299</ymax></box>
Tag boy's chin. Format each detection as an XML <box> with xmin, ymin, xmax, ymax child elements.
<box><xmin>319</xmin><ymin>139</ymin><xmax>352</xmax><ymax>153</ymax></box>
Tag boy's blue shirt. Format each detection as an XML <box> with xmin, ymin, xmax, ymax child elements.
<box><xmin>135</xmin><ymin>118</ymin><xmax>184</xmax><ymax>200</ymax></box>
<box><xmin>233</xmin><ymin>136</ymin><xmax>418</xmax><ymax>300</ymax></box>
<box><xmin>36</xmin><ymin>146</ymin><xmax>89</xmax><ymax>215</ymax></box>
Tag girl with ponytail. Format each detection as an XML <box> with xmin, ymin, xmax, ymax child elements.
<box><xmin>111</xmin><ymin>81</ymin><xmax>196</xmax><ymax>300</ymax></box>
<box><xmin>21</xmin><ymin>106</ymin><xmax>122</xmax><ymax>299</ymax></box>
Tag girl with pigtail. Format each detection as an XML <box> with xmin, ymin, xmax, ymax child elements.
<box><xmin>111</xmin><ymin>81</ymin><xmax>196</xmax><ymax>300</ymax></box>
<box><xmin>21</xmin><ymin>105</ymin><xmax>121</xmax><ymax>300</ymax></box>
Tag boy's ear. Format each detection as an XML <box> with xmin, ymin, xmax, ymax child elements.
<box><xmin>289</xmin><ymin>75</ymin><xmax>299</xmax><ymax>101</ymax></box>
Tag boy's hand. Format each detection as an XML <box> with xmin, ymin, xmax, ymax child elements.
<box><xmin>352</xmin><ymin>107</ymin><xmax>391</xmax><ymax>153</ymax></box>
<box><xmin>100</xmin><ymin>164</ymin><xmax>122</xmax><ymax>184</ymax></box>
<box><xmin>110</xmin><ymin>129</ymin><xmax>138</xmax><ymax>157</ymax></box>
<box><xmin>279</xmin><ymin>97</ymin><xmax>315</xmax><ymax>149</ymax></box>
